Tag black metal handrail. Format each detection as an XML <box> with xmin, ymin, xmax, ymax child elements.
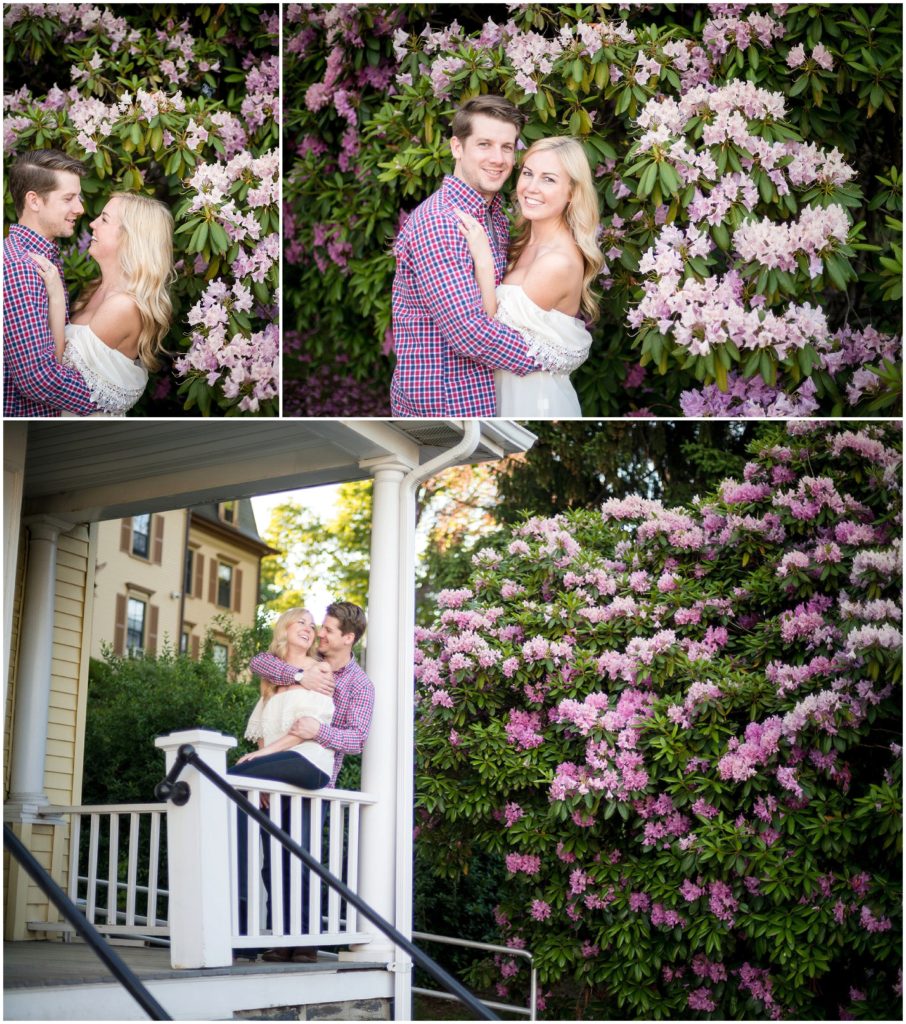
<box><xmin>3</xmin><ymin>825</ymin><xmax>171</xmax><ymax>1021</ymax></box>
<box><xmin>157</xmin><ymin>743</ymin><xmax>498</xmax><ymax>1022</ymax></box>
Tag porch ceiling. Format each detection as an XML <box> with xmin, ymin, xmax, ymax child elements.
<box><xmin>16</xmin><ymin>419</ymin><xmax>535</xmax><ymax>523</ymax></box>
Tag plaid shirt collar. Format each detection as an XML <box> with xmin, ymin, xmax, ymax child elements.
<box><xmin>7</xmin><ymin>223</ymin><xmax>61</xmax><ymax>260</ymax></box>
<box><xmin>441</xmin><ymin>175</ymin><xmax>505</xmax><ymax>220</ymax></box>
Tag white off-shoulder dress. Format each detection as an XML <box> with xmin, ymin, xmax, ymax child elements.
<box><xmin>493</xmin><ymin>284</ymin><xmax>591</xmax><ymax>417</ymax></box>
<box><xmin>60</xmin><ymin>323</ymin><xmax>148</xmax><ymax>417</ymax></box>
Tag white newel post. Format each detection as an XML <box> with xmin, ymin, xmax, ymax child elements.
<box><xmin>154</xmin><ymin>728</ymin><xmax>236</xmax><ymax>969</ymax></box>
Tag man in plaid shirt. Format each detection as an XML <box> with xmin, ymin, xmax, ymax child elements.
<box><xmin>391</xmin><ymin>95</ymin><xmax>540</xmax><ymax>417</ymax></box>
<box><xmin>3</xmin><ymin>150</ymin><xmax>97</xmax><ymax>417</ymax></box>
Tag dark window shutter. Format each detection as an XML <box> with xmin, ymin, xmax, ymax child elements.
<box><xmin>147</xmin><ymin>604</ymin><xmax>159</xmax><ymax>654</ymax></box>
<box><xmin>114</xmin><ymin>594</ymin><xmax>127</xmax><ymax>655</ymax></box>
<box><xmin>209</xmin><ymin>561</ymin><xmax>218</xmax><ymax>605</ymax></box>
<box><xmin>190</xmin><ymin>635</ymin><xmax>200</xmax><ymax>660</ymax></box>
<box><xmin>120</xmin><ymin>519</ymin><xmax>132</xmax><ymax>553</ymax></box>
<box><xmin>194</xmin><ymin>553</ymin><xmax>204</xmax><ymax>599</ymax></box>
<box><xmin>232</xmin><ymin>568</ymin><xmax>243</xmax><ymax>613</ymax></box>
<box><xmin>151</xmin><ymin>516</ymin><xmax>164</xmax><ymax>565</ymax></box>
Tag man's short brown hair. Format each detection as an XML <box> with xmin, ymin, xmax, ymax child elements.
<box><xmin>326</xmin><ymin>601</ymin><xmax>367</xmax><ymax>644</ymax></box>
<box><xmin>9</xmin><ymin>149</ymin><xmax>86</xmax><ymax>217</ymax></box>
<box><xmin>451</xmin><ymin>95</ymin><xmax>526</xmax><ymax>142</ymax></box>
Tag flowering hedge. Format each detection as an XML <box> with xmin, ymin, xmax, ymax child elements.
<box><xmin>285</xmin><ymin>3</ymin><xmax>901</xmax><ymax>416</ymax></box>
<box><xmin>3</xmin><ymin>3</ymin><xmax>279</xmax><ymax>415</ymax></box>
<box><xmin>414</xmin><ymin>421</ymin><xmax>902</xmax><ymax>1019</ymax></box>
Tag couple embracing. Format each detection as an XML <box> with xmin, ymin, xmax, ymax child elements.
<box><xmin>3</xmin><ymin>149</ymin><xmax>174</xmax><ymax>417</ymax></box>
<box><xmin>390</xmin><ymin>94</ymin><xmax>603</xmax><ymax>419</ymax></box>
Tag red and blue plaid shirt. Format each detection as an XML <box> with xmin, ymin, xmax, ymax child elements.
<box><xmin>390</xmin><ymin>175</ymin><xmax>538</xmax><ymax>417</ymax></box>
<box><xmin>3</xmin><ymin>224</ymin><xmax>96</xmax><ymax>417</ymax></box>
<box><xmin>249</xmin><ymin>652</ymin><xmax>375</xmax><ymax>789</ymax></box>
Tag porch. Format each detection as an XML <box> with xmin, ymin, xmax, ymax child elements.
<box><xmin>4</xmin><ymin>420</ymin><xmax>537</xmax><ymax>1021</ymax></box>
<box><xmin>3</xmin><ymin>941</ymin><xmax>391</xmax><ymax>1021</ymax></box>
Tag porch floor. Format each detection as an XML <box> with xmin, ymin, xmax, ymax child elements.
<box><xmin>4</xmin><ymin>939</ymin><xmax>385</xmax><ymax>988</ymax></box>
<box><xmin>3</xmin><ymin>941</ymin><xmax>393</xmax><ymax>1020</ymax></box>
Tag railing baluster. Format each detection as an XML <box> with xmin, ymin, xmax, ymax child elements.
<box><xmin>126</xmin><ymin>812</ymin><xmax>140</xmax><ymax>926</ymax></box>
<box><xmin>246</xmin><ymin>794</ymin><xmax>261</xmax><ymax>940</ymax></box>
<box><xmin>308</xmin><ymin>796</ymin><xmax>322</xmax><ymax>942</ymax></box>
<box><xmin>107</xmin><ymin>813</ymin><xmax>120</xmax><ymax>926</ymax></box>
<box><xmin>288</xmin><ymin>795</ymin><xmax>302</xmax><ymax>936</ymax></box>
<box><xmin>327</xmin><ymin>799</ymin><xmax>342</xmax><ymax>935</ymax></box>
<box><xmin>86</xmin><ymin>814</ymin><xmax>100</xmax><ymax>924</ymax></box>
<box><xmin>67</xmin><ymin>813</ymin><xmax>82</xmax><ymax>908</ymax></box>
<box><xmin>148</xmin><ymin>811</ymin><xmax>161</xmax><ymax>928</ymax></box>
<box><xmin>346</xmin><ymin>802</ymin><xmax>360</xmax><ymax>935</ymax></box>
<box><xmin>269</xmin><ymin>791</ymin><xmax>285</xmax><ymax>938</ymax></box>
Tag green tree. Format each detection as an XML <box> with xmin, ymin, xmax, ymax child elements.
<box><xmin>494</xmin><ymin>421</ymin><xmax>760</xmax><ymax>521</ymax></box>
<box><xmin>260</xmin><ymin>482</ymin><xmax>373</xmax><ymax>613</ymax></box>
<box><xmin>83</xmin><ymin>644</ymin><xmax>259</xmax><ymax>805</ymax></box>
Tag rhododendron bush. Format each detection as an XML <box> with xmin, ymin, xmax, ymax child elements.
<box><xmin>414</xmin><ymin>421</ymin><xmax>902</xmax><ymax>1020</ymax></box>
<box><xmin>3</xmin><ymin>3</ymin><xmax>279</xmax><ymax>415</ymax></box>
<box><xmin>285</xmin><ymin>3</ymin><xmax>901</xmax><ymax>416</ymax></box>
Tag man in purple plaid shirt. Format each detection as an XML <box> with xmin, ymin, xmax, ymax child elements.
<box><xmin>3</xmin><ymin>150</ymin><xmax>97</xmax><ymax>417</ymax></box>
<box><xmin>391</xmin><ymin>95</ymin><xmax>540</xmax><ymax>417</ymax></box>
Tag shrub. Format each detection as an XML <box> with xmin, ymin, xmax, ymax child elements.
<box><xmin>414</xmin><ymin>421</ymin><xmax>902</xmax><ymax>1019</ymax></box>
<box><xmin>3</xmin><ymin>3</ymin><xmax>279</xmax><ymax>415</ymax></box>
<box><xmin>284</xmin><ymin>3</ymin><xmax>901</xmax><ymax>416</ymax></box>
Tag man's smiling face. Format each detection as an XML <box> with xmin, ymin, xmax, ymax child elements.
<box><xmin>451</xmin><ymin>114</ymin><xmax>519</xmax><ymax>201</ymax></box>
<box><xmin>29</xmin><ymin>170</ymin><xmax>84</xmax><ymax>240</ymax></box>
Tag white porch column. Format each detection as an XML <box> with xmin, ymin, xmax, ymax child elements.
<box><xmin>344</xmin><ymin>457</ymin><xmax>411</xmax><ymax>966</ymax></box>
<box><xmin>155</xmin><ymin>728</ymin><xmax>236</xmax><ymax>969</ymax></box>
<box><xmin>5</xmin><ymin>515</ymin><xmax>72</xmax><ymax>823</ymax></box>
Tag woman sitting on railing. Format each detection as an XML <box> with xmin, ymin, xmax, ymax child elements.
<box><xmin>229</xmin><ymin>607</ymin><xmax>334</xmax><ymax>963</ymax></box>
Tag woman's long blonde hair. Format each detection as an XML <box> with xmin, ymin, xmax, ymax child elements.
<box><xmin>261</xmin><ymin>607</ymin><xmax>319</xmax><ymax>699</ymax></box>
<box><xmin>74</xmin><ymin>192</ymin><xmax>175</xmax><ymax>370</ymax></box>
<box><xmin>508</xmin><ymin>137</ymin><xmax>603</xmax><ymax>321</ymax></box>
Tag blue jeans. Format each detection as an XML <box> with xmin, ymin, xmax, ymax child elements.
<box><xmin>228</xmin><ymin>752</ymin><xmax>329</xmax><ymax>938</ymax></box>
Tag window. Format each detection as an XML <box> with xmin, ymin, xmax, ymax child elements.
<box><xmin>217</xmin><ymin>562</ymin><xmax>233</xmax><ymax>608</ymax></box>
<box><xmin>126</xmin><ymin>597</ymin><xmax>146</xmax><ymax>652</ymax></box>
<box><xmin>212</xmin><ymin>642</ymin><xmax>229</xmax><ymax>669</ymax></box>
<box><xmin>220</xmin><ymin>501</ymin><xmax>238</xmax><ymax>525</ymax></box>
<box><xmin>180</xmin><ymin>630</ymin><xmax>189</xmax><ymax>654</ymax></box>
<box><xmin>184</xmin><ymin>549</ymin><xmax>194</xmax><ymax>594</ymax></box>
<box><xmin>132</xmin><ymin>514</ymin><xmax>151</xmax><ymax>558</ymax></box>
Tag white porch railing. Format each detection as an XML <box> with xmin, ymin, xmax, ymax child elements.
<box><xmin>39</xmin><ymin>803</ymin><xmax>169</xmax><ymax>937</ymax></box>
<box><xmin>38</xmin><ymin>730</ymin><xmax>376</xmax><ymax>969</ymax></box>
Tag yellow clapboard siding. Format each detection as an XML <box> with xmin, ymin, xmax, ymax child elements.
<box><xmin>56</xmin><ymin>595</ymin><xmax>86</xmax><ymax>617</ymax></box>
<box><xmin>48</xmin><ymin>705</ymin><xmax>76</xmax><ymax>727</ymax></box>
<box><xmin>55</xmin><ymin>564</ymin><xmax>88</xmax><ymax>587</ymax></box>
<box><xmin>56</xmin><ymin>580</ymin><xmax>86</xmax><ymax>602</ymax></box>
<box><xmin>56</xmin><ymin>547</ymin><xmax>88</xmax><ymax>572</ymax></box>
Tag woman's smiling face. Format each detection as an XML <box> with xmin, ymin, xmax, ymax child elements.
<box><xmin>87</xmin><ymin>197</ymin><xmax>123</xmax><ymax>262</ymax></box>
<box><xmin>515</xmin><ymin>150</ymin><xmax>572</xmax><ymax>222</ymax></box>
<box><xmin>286</xmin><ymin>611</ymin><xmax>316</xmax><ymax>652</ymax></box>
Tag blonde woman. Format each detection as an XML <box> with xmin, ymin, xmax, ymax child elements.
<box><xmin>28</xmin><ymin>191</ymin><xmax>174</xmax><ymax>416</ymax></box>
<box><xmin>233</xmin><ymin>608</ymin><xmax>335</xmax><ymax>788</ymax></box>
<box><xmin>455</xmin><ymin>136</ymin><xmax>603</xmax><ymax>417</ymax></box>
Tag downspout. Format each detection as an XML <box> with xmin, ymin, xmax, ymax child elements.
<box><xmin>179</xmin><ymin>511</ymin><xmax>191</xmax><ymax>653</ymax></box>
<box><xmin>392</xmin><ymin>420</ymin><xmax>482</xmax><ymax>1021</ymax></box>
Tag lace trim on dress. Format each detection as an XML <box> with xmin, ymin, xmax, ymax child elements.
<box><xmin>62</xmin><ymin>341</ymin><xmax>145</xmax><ymax>414</ymax></box>
<box><xmin>495</xmin><ymin>292</ymin><xmax>591</xmax><ymax>374</ymax></box>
